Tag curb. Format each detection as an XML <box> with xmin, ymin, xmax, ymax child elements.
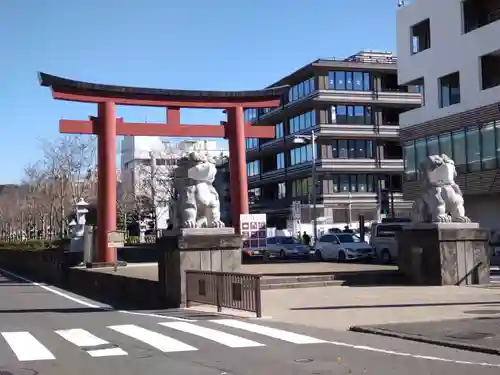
<box><xmin>349</xmin><ymin>326</ymin><xmax>500</xmax><ymax>356</ymax></box>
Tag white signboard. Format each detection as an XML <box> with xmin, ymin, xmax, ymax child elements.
<box><xmin>240</xmin><ymin>214</ymin><xmax>267</xmax><ymax>249</ymax></box>
<box><xmin>292</xmin><ymin>200</ymin><xmax>301</xmax><ymax>220</ymax></box>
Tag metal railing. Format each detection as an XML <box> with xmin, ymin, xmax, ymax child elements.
<box><xmin>185</xmin><ymin>270</ymin><xmax>262</xmax><ymax>317</ymax></box>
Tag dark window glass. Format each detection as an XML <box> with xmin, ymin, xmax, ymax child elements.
<box><xmin>439</xmin><ymin>133</ymin><xmax>452</xmax><ymax>158</ymax></box>
<box><xmin>338</xmin><ymin>140</ymin><xmax>348</xmax><ymax>159</ymax></box>
<box><xmin>427</xmin><ymin>136</ymin><xmax>439</xmax><ymax>156</ymax></box>
<box><xmin>404</xmin><ymin>141</ymin><xmax>416</xmax><ymax>181</ymax></box>
<box><xmin>363</xmin><ymin>72</ymin><xmax>371</xmax><ymax>90</ymax></box>
<box><xmin>354</xmin><ymin>106</ymin><xmax>365</xmax><ymax>124</ymax></box>
<box><xmin>346</xmin><ymin>72</ymin><xmax>353</xmax><ymax>90</ymax></box>
<box><xmin>466</xmin><ymin>126</ymin><xmax>481</xmax><ymax>172</ymax></box>
<box><xmin>358</xmin><ymin>174</ymin><xmax>367</xmax><ymax>192</ymax></box>
<box><xmin>415</xmin><ymin>139</ymin><xmax>427</xmax><ymax>177</ymax></box>
<box><xmin>452</xmin><ymin>129</ymin><xmax>467</xmax><ymax>173</ymax></box>
<box><xmin>339</xmin><ymin>175</ymin><xmax>350</xmax><ymax>192</ymax></box>
<box><xmin>336</xmin><ymin>71</ymin><xmax>346</xmax><ymax>90</ymax></box>
<box><xmin>353</xmin><ymin>72</ymin><xmax>363</xmax><ymax>91</ymax></box>
<box><xmin>335</xmin><ymin>105</ymin><xmax>347</xmax><ymax>124</ymax></box>
<box><xmin>439</xmin><ymin>72</ymin><xmax>461</xmax><ymax>108</ymax></box>
<box><xmin>481</xmin><ymin>123</ymin><xmax>496</xmax><ymax>170</ymax></box>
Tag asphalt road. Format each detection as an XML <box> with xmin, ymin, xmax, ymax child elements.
<box><xmin>1</xmin><ymin>269</ymin><xmax>500</xmax><ymax>374</ymax></box>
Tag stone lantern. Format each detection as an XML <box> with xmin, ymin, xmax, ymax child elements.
<box><xmin>70</xmin><ymin>198</ymin><xmax>89</xmax><ymax>252</ymax></box>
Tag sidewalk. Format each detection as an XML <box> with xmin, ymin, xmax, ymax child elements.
<box><xmin>261</xmin><ymin>285</ymin><xmax>500</xmax><ymax>330</ymax></box>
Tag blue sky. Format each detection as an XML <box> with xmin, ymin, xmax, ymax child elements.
<box><xmin>0</xmin><ymin>0</ymin><xmax>398</xmax><ymax>183</ymax></box>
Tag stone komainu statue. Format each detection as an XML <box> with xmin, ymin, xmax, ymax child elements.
<box><xmin>171</xmin><ymin>152</ymin><xmax>225</xmax><ymax>228</ymax></box>
<box><xmin>411</xmin><ymin>154</ymin><xmax>471</xmax><ymax>223</ymax></box>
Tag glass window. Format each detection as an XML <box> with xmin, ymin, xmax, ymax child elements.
<box><xmin>496</xmin><ymin>121</ymin><xmax>500</xmax><ymax>163</ymax></box>
<box><xmin>365</xmin><ymin>107</ymin><xmax>372</xmax><ymax>124</ymax></box>
<box><xmin>278</xmin><ymin>182</ymin><xmax>286</xmax><ymax>199</ymax></box>
<box><xmin>452</xmin><ymin>130</ymin><xmax>466</xmax><ymax>174</ymax></box>
<box><xmin>439</xmin><ymin>133</ymin><xmax>452</xmax><ymax>158</ymax></box>
<box><xmin>276</xmin><ymin>152</ymin><xmax>285</xmax><ymax>169</ymax></box>
<box><xmin>288</xmin><ymin>111</ymin><xmax>315</xmax><ymax>134</ymax></box>
<box><xmin>439</xmin><ymin>72</ymin><xmax>461</xmax><ymax>108</ymax></box>
<box><xmin>358</xmin><ymin>174</ymin><xmax>367</xmax><ymax>192</ymax></box>
<box><xmin>466</xmin><ymin>126</ymin><xmax>481</xmax><ymax>172</ymax></box>
<box><xmin>348</xmin><ymin>140</ymin><xmax>356</xmax><ymax>158</ymax></box>
<box><xmin>275</xmin><ymin>122</ymin><xmax>283</xmax><ymax>138</ymax></box>
<box><xmin>427</xmin><ymin>136</ymin><xmax>439</xmax><ymax>156</ymax></box>
<box><xmin>354</xmin><ymin>106</ymin><xmax>365</xmax><ymax>124</ymax></box>
<box><xmin>339</xmin><ymin>175</ymin><xmax>349</xmax><ymax>192</ymax></box>
<box><xmin>350</xmin><ymin>175</ymin><xmax>357</xmax><ymax>192</ymax></box>
<box><xmin>403</xmin><ymin>141</ymin><xmax>416</xmax><ymax>181</ymax></box>
<box><xmin>331</xmin><ymin>140</ymin><xmax>338</xmax><ymax>158</ymax></box>
<box><xmin>353</xmin><ymin>72</ymin><xmax>363</xmax><ymax>91</ymax></box>
<box><xmin>481</xmin><ymin>123</ymin><xmax>496</xmax><ymax>170</ymax></box>
<box><xmin>346</xmin><ymin>72</ymin><xmax>353</xmax><ymax>90</ymax></box>
<box><xmin>335</xmin><ymin>105</ymin><xmax>347</xmax><ymax>124</ymax></box>
<box><xmin>336</xmin><ymin>71</ymin><xmax>346</xmax><ymax>90</ymax></box>
<box><xmin>367</xmin><ymin>140</ymin><xmax>373</xmax><ymax>158</ymax></box>
<box><xmin>338</xmin><ymin>140</ymin><xmax>348</xmax><ymax>159</ymax></box>
<box><xmin>355</xmin><ymin>140</ymin><xmax>366</xmax><ymax>158</ymax></box>
<box><xmin>367</xmin><ymin>175</ymin><xmax>375</xmax><ymax>192</ymax></box>
<box><xmin>328</xmin><ymin>72</ymin><xmax>336</xmax><ymax>89</ymax></box>
<box><xmin>414</xmin><ymin>139</ymin><xmax>427</xmax><ymax>177</ymax></box>
<box><xmin>363</xmin><ymin>72</ymin><xmax>371</xmax><ymax>90</ymax></box>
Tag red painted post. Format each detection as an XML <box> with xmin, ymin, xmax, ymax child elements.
<box><xmin>227</xmin><ymin>106</ymin><xmax>249</xmax><ymax>233</ymax></box>
<box><xmin>97</xmin><ymin>101</ymin><xmax>117</xmax><ymax>263</ymax></box>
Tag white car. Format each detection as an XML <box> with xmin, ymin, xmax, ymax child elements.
<box><xmin>313</xmin><ymin>233</ymin><xmax>375</xmax><ymax>262</ymax></box>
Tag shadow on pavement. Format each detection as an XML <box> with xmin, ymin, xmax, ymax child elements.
<box><xmin>0</xmin><ymin>307</ymin><xmax>105</xmax><ymax>314</ymax></box>
<box><xmin>290</xmin><ymin>300</ymin><xmax>500</xmax><ymax>311</ymax></box>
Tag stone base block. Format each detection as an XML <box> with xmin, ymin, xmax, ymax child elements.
<box><xmin>157</xmin><ymin>227</ymin><xmax>242</xmax><ymax>308</ymax></box>
<box><xmin>397</xmin><ymin>223</ymin><xmax>490</xmax><ymax>286</ymax></box>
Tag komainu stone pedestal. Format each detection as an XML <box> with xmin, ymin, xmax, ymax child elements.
<box><xmin>157</xmin><ymin>228</ymin><xmax>242</xmax><ymax>308</ymax></box>
<box><xmin>397</xmin><ymin>223</ymin><xmax>490</xmax><ymax>286</ymax></box>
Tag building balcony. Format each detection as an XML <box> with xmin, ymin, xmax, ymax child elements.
<box><xmin>252</xmin><ymin>89</ymin><xmax>420</xmax><ymax>125</ymax></box>
<box><xmin>312</xmin><ymin>90</ymin><xmax>421</xmax><ymax>108</ymax></box>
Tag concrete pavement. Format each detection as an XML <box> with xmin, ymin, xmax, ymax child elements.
<box><xmin>1</xmin><ymin>269</ymin><xmax>500</xmax><ymax>374</ymax></box>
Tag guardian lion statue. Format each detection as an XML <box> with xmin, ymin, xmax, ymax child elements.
<box><xmin>171</xmin><ymin>152</ymin><xmax>225</xmax><ymax>228</ymax></box>
<box><xmin>411</xmin><ymin>154</ymin><xmax>471</xmax><ymax>223</ymax></box>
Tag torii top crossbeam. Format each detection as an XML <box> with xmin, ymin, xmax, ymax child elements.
<box><xmin>39</xmin><ymin>72</ymin><xmax>288</xmax><ymax>265</ymax></box>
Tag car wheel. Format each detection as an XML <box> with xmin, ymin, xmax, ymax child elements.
<box><xmin>381</xmin><ymin>249</ymin><xmax>392</xmax><ymax>264</ymax></box>
<box><xmin>315</xmin><ymin>250</ymin><xmax>323</xmax><ymax>261</ymax></box>
<box><xmin>338</xmin><ymin>251</ymin><xmax>346</xmax><ymax>263</ymax></box>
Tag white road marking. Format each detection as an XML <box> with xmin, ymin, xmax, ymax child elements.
<box><xmin>159</xmin><ymin>322</ymin><xmax>264</xmax><ymax>348</ymax></box>
<box><xmin>108</xmin><ymin>324</ymin><xmax>197</xmax><ymax>352</ymax></box>
<box><xmin>211</xmin><ymin>319</ymin><xmax>326</xmax><ymax>344</ymax></box>
<box><xmin>327</xmin><ymin>340</ymin><xmax>500</xmax><ymax>368</ymax></box>
<box><xmin>1</xmin><ymin>332</ymin><xmax>55</xmax><ymax>361</ymax></box>
<box><xmin>0</xmin><ymin>266</ymin><xmax>194</xmax><ymax>322</ymax></box>
<box><xmin>55</xmin><ymin>328</ymin><xmax>127</xmax><ymax>357</ymax></box>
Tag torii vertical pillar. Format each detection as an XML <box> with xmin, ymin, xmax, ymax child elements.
<box><xmin>227</xmin><ymin>106</ymin><xmax>249</xmax><ymax>232</ymax></box>
<box><xmin>97</xmin><ymin>101</ymin><xmax>117</xmax><ymax>263</ymax></box>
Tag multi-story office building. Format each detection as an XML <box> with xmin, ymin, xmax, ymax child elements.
<box><xmin>397</xmin><ymin>0</ymin><xmax>500</xmax><ymax>229</ymax></box>
<box><xmin>242</xmin><ymin>50</ymin><xmax>421</xmax><ymax>228</ymax></box>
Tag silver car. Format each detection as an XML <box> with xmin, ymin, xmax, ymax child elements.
<box><xmin>266</xmin><ymin>236</ymin><xmax>311</xmax><ymax>259</ymax></box>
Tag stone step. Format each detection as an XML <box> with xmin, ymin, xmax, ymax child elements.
<box><xmin>260</xmin><ymin>280</ymin><xmax>344</xmax><ymax>290</ymax></box>
<box><xmin>260</xmin><ymin>274</ymin><xmax>337</xmax><ymax>285</ymax></box>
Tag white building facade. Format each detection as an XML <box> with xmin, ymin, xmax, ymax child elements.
<box><xmin>120</xmin><ymin>136</ymin><xmax>228</xmax><ymax>230</ymax></box>
<box><xmin>397</xmin><ymin>0</ymin><xmax>500</xmax><ymax>230</ymax></box>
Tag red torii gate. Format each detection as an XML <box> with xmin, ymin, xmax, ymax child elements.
<box><xmin>39</xmin><ymin>73</ymin><xmax>287</xmax><ymax>264</ymax></box>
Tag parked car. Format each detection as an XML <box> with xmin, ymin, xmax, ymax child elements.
<box><xmin>313</xmin><ymin>233</ymin><xmax>375</xmax><ymax>262</ymax></box>
<box><xmin>266</xmin><ymin>236</ymin><xmax>311</xmax><ymax>259</ymax></box>
<box><xmin>369</xmin><ymin>222</ymin><xmax>408</xmax><ymax>264</ymax></box>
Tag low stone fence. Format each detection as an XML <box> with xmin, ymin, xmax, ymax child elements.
<box><xmin>67</xmin><ymin>269</ymin><xmax>163</xmax><ymax>309</ymax></box>
<box><xmin>0</xmin><ymin>248</ymin><xmax>164</xmax><ymax>309</ymax></box>
<box><xmin>0</xmin><ymin>248</ymin><xmax>64</xmax><ymax>285</ymax></box>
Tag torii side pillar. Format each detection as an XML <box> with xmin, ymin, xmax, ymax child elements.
<box><xmin>38</xmin><ymin>72</ymin><xmax>288</xmax><ymax>264</ymax></box>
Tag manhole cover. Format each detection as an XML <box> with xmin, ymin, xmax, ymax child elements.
<box><xmin>464</xmin><ymin>309</ymin><xmax>500</xmax><ymax>315</ymax></box>
<box><xmin>446</xmin><ymin>331</ymin><xmax>494</xmax><ymax>340</ymax></box>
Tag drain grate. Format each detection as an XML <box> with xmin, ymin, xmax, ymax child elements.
<box><xmin>446</xmin><ymin>331</ymin><xmax>494</xmax><ymax>340</ymax></box>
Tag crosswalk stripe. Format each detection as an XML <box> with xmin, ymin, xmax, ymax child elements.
<box><xmin>210</xmin><ymin>320</ymin><xmax>326</xmax><ymax>344</ymax></box>
<box><xmin>159</xmin><ymin>322</ymin><xmax>265</xmax><ymax>348</ymax></box>
<box><xmin>1</xmin><ymin>332</ymin><xmax>55</xmax><ymax>361</ymax></box>
<box><xmin>108</xmin><ymin>324</ymin><xmax>197</xmax><ymax>352</ymax></box>
<box><xmin>55</xmin><ymin>328</ymin><xmax>128</xmax><ymax>357</ymax></box>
